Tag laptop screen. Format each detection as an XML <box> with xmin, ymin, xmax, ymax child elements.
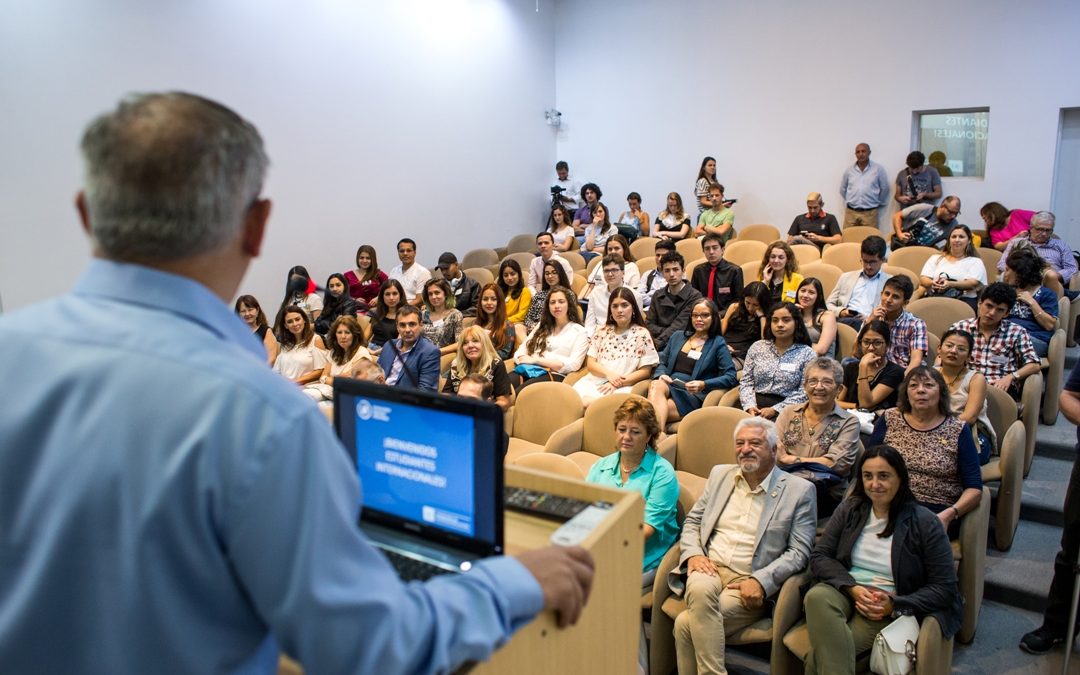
<box><xmin>333</xmin><ymin>379</ymin><xmax>503</xmax><ymax>556</ymax></box>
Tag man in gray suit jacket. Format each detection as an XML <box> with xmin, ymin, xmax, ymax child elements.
<box><xmin>825</xmin><ymin>235</ymin><xmax>891</xmax><ymax>332</ymax></box>
<box><xmin>669</xmin><ymin>417</ymin><xmax>816</xmax><ymax>675</ymax></box>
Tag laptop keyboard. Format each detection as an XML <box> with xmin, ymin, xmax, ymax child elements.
<box><xmin>382</xmin><ymin>548</ymin><xmax>455</xmax><ymax>582</ymax></box>
<box><xmin>504</xmin><ymin>486</ymin><xmax>594</xmax><ymax>522</ymax></box>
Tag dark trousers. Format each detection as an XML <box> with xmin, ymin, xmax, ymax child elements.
<box><xmin>1043</xmin><ymin>456</ymin><xmax>1080</xmax><ymax>635</ymax></box>
<box><xmin>837</xmin><ymin>315</ymin><xmax>865</xmax><ymax>333</ymax></box>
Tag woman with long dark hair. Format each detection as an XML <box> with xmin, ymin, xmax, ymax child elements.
<box><xmin>510</xmin><ymin>286</ymin><xmax>588</xmax><ymax>391</ymax></box>
<box><xmin>343</xmin><ymin>244</ymin><xmax>388</xmax><ymax>312</ymax></box>
<box><xmin>936</xmin><ymin>328</ymin><xmax>994</xmax><ymax>464</ymax></box>
<box><xmin>721</xmin><ymin>281</ymin><xmax>771</xmax><ymax>370</ymax></box>
<box><xmin>757</xmin><ymin>241</ymin><xmax>803</xmax><ymax>306</ymax></box>
<box><xmin>276</xmin><ymin>265</ymin><xmax>322</xmax><ymax>329</ymax></box>
<box><xmin>473</xmin><ymin>283</ymin><xmax>515</xmax><ymax>360</ymax></box>
<box><xmin>272</xmin><ymin>305</ymin><xmax>327</xmax><ymax>385</ymax></box>
<box><xmin>739</xmin><ymin>302</ymin><xmax>816</xmax><ymax>419</ymax></box>
<box><xmin>314</xmin><ymin>273</ymin><xmax>358</xmax><ymax>337</ymax></box>
<box><xmin>235</xmin><ymin>294</ymin><xmax>278</xmax><ymax>365</ymax></box>
<box><xmin>498</xmin><ymin>259</ymin><xmax>532</xmax><ymax>325</ymax></box>
<box><xmin>1002</xmin><ymin>246</ymin><xmax>1058</xmax><ymax>357</ymax></box>
<box><xmin>548</xmin><ymin>205</ymin><xmax>577</xmax><ymax>253</ymax></box>
<box><xmin>796</xmin><ymin>277</ymin><xmax>836</xmax><ymax>358</ymax></box>
<box><xmin>573</xmin><ymin>287</ymin><xmax>659</xmax><ymax>406</ymax></box>
<box><xmin>368</xmin><ymin>278</ymin><xmax>406</xmax><ymax>352</ymax></box>
<box><xmin>520</xmin><ymin>259</ymin><xmax>577</xmax><ymax>336</ymax></box>
<box><xmin>694</xmin><ymin>156</ymin><xmax>720</xmax><ymax>214</ymax></box>
<box><xmin>582</xmin><ymin>201</ymin><xmax>617</xmax><ymax>263</ymax></box>
<box><xmin>304</xmin><ymin>316</ymin><xmax>374</xmax><ymax>402</ymax></box>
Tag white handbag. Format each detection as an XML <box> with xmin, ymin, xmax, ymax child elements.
<box><xmin>869</xmin><ymin>614</ymin><xmax>919</xmax><ymax>675</ymax></box>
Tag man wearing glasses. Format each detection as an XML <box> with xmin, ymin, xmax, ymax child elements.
<box><xmin>890</xmin><ymin>195</ymin><xmax>962</xmax><ymax>250</ymax></box>
<box><xmin>997</xmin><ymin>211</ymin><xmax>1077</xmax><ymax>288</ymax></box>
<box><xmin>583</xmin><ymin>254</ymin><xmax>636</xmax><ymax>336</ymax></box>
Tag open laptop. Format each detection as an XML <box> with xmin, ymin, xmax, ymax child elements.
<box><xmin>333</xmin><ymin>378</ymin><xmax>504</xmax><ymax>581</ymax></box>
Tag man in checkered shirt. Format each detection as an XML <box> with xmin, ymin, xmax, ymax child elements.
<box><xmin>949</xmin><ymin>282</ymin><xmax>1041</xmax><ymax>398</ymax></box>
<box><xmin>868</xmin><ymin>275</ymin><xmax>927</xmax><ymax>372</ymax></box>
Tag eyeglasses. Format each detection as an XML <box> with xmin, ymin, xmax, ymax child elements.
<box><xmin>860</xmin><ymin>339</ymin><xmax>886</xmax><ymax>348</ymax></box>
<box><xmin>602</xmin><ymin>268</ymin><xmax>621</xmax><ymax>275</ymax></box>
<box><xmin>690</xmin><ymin>313</ymin><xmax>712</xmax><ymax>319</ymax></box>
<box><xmin>805</xmin><ymin>379</ymin><xmax>836</xmax><ymax>388</ymax></box>
<box><xmin>945</xmin><ymin>207</ymin><xmax>960</xmax><ymax>216</ymax></box>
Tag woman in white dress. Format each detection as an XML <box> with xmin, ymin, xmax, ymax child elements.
<box><xmin>548</xmin><ymin>205</ymin><xmax>577</xmax><ymax>253</ymax></box>
<box><xmin>573</xmin><ymin>287</ymin><xmax>659</xmax><ymax>407</ymax></box>
<box><xmin>511</xmin><ymin>286</ymin><xmax>589</xmax><ymax>391</ymax></box>
<box><xmin>919</xmin><ymin>224</ymin><xmax>987</xmax><ymax>311</ymax></box>
<box><xmin>272</xmin><ymin>305</ymin><xmax>327</xmax><ymax>385</ymax></box>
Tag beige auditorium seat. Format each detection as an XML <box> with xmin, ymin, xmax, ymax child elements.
<box><xmin>723</xmin><ymin>240</ymin><xmax>767</xmax><ymax>266</ymax></box>
<box><xmin>983</xmin><ymin>385</ymin><xmax>1026</xmax><ymax>550</ymax></box>
<box><xmin>630</xmin><ymin>236</ymin><xmax>660</xmax><ymax>261</ymax></box>
<box><xmin>741</xmin><ymin>261</ymin><xmax>762</xmax><ymax>285</ymax></box>
<box><xmin>1019</xmin><ymin>372</ymin><xmax>1043</xmax><ymax>476</ymax></box>
<box><xmin>505</xmin><ymin>233</ymin><xmax>538</xmax><ymax>255</ymax></box>
<box><xmin>1042</xmin><ymin>327</ymin><xmax>1066</xmax><ymax>424</ymax></box>
<box><xmin>585</xmin><ymin>255</ymin><xmax>600</xmax><ymax>276</ymax></box>
<box><xmin>655</xmin><ymin>406</ymin><xmax>749</xmax><ymax>504</ymax></box>
<box><xmin>834</xmin><ymin>322</ymin><xmax>857</xmax><ymax>361</ymax></box>
<box><xmin>570</xmin><ymin>272</ymin><xmax>588</xmax><ymax>297</ymax></box>
<box><xmin>906</xmin><ymin>297</ymin><xmax>974</xmax><ymax>342</ymax></box>
<box><xmin>799</xmin><ymin>262</ymin><xmax>843</xmax><ymax>297</ymax></box>
<box><xmin>675</xmin><ymin>238</ymin><xmax>705</xmax><ymax>265</ymax></box>
<box><xmin>503</xmin><ymin>381</ymin><xmax>583</xmax><ymax>463</ymax></box>
<box><xmin>821</xmin><ymin>241</ymin><xmax>862</xmax><ymax>272</ymax></box>
<box><xmin>461</xmin><ymin>247</ymin><xmax>500</xmax><ymax>269</ymax></box>
<box><xmin>925</xmin><ymin>332</ymin><xmax>939</xmax><ymax>367</ymax></box>
<box><xmin>511</xmin><ymin>452</ymin><xmax>585</xmax><ymax>480</ymax></box>
<box><xmin>560</xmin><ymin>250</ymin><xmax>586</xmax><ymax>272</ymax></box>
<box><xmin>978</xmin><ymin>247</ymin><xmax>1002</xmax><ymax>284</ymax></box>
<box><xmin>738</xmin><ymin>223</ymin><xmax>781</xmax><ymax>244</ymax></box>
<box><xmin>956</xmin><ymin>485</ymin><xmax>991</xmax><ymax>643</ymax></box>
<box><xmin>543</xmin><ymin>393</ymin><xmax>642</xmax><ymax>476</ymax></box>
<box><xmin>840</xmin><ymin>225</ymin><xmax>882</xmax><ymax>244</ymax></box>
<box><xmin>887</xmin><ymin>245</ymin><xmax>938</xmax><ymax>278</ymax></box>
<box><xmin>464</xmin><ymin>267</ymin><xmax>494</xmax><ymax>287</ymax></box>
<box><xmin>503</xmin><ymin>251</ymin><xmax>536</xmax><ymax>273</ymax></box>
<box><xmin>882</xmin><ymin>264</ymin><xmax>919</xmax><ymax>291</ymax></box>
<box><xmin>790</xmin><ymin>243</ymin><xmax>821</xmax><ymax>266</ymax></box>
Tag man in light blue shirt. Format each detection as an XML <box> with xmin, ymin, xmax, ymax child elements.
<box><xmin>0</xmin><ymin>92</ymin><xmax>594</xmax><ymax>674</ymax></box>
<box><xmin>838</xmin><ymin>143</ymin><xmax>891</xmax><ymax>229</ymax></box>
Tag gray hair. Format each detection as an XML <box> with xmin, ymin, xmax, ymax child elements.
<box><xmin>942</xmin><ymin>195</ymin><xmax>961</xmax><ymax>211</ymax></box>
<box><xmin>1032</xmin><ymin>211</ymin><xmax>1056</xmax><ymax>228</ymax></box>
<box><xmin>80</xmin><ymin>92</ymin><xmax>269</xmax><ymax>262</ymax></box>
<box><xmin>803</xmin><ymin>357</ymin><xmax>843</xmax><ymax>386</ymax></box>
<box><xmin>734</xmin><ymin>416</ymin><xmax>778</xmax><ymax>449</ymax></box>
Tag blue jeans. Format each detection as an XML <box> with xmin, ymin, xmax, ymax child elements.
<box><xmin>1031</xmin><ymin>336</ymin><xmax>1050</xmax><ymax>358</ymax></box>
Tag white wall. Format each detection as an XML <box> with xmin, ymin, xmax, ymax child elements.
<box><xmin>553</xmin><ymin>0</ymin><xmax>1080</xmax><ymax>247</ymax></box>
<box><xmin>0</xmin><ymin>0</ymin><xmax>556</xmax><ymax>311</ymax></box>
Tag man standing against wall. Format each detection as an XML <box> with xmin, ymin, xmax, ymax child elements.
<box><xmin>894</xmin><ymin>151</ymin><xmax>942</xmax><ymax>207</ymax></box>
<box><xmin>839</xmin><ymin>143</ymin><xmax>890</xmax><ymax>229</ymax></box>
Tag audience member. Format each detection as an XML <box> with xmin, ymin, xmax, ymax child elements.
<box><xmin>694</xmin><ymin>183</ymin><xmax>735</xmax><ymax>243</ymax></box>
<box><xmin>583</xmin><ymin>234</ymin><xmax>641</xmax><ymax>296</ymax></box>
<box><xmin>894</xmin><ymin>150</ymin><xmax>942</xmax><ymax>207</ymax></box>
<box><xmin>235</xmin><ymin>294</ymin><xmax>279</xmax><ymax>366</ymax></box>
<box><xmin>787</xmin><ymin>192</ymin><xmax>841</xmax><ymax>250</ymax></box>
<box><xmin>314</xmin><ymin>273</ymin><xmax>359</xmax><ymax>337</ymax></box>
<box><xmin>552</xmin><ymin>160</ymin><xmax>581</xmax><ymax>214</ymax></box>
<box><xmin>839</xmin><ymin>142</ymin><xmax>890</xmax><ymax>229</ymax></box>
<box><xmin>739</xmin><ymin>302</ymin><xmax>817</xmax><ymax>419</ymax></box>
<box><xmin>272</xmin><ymin>305</ymin><xmax>328</xmax><ymax>385</ymax></box>
<box><xmin>368</xmin><ymin>278</ymin><xmax>405</xmax><ymax>351</ymax></box>
<box><xmin>870</xmin><ymin>275</ymin><xmax>926</xmax><ymax>371</ymax></box>
<box><xmin>574</xmin><ymin>288</ymin><xmax>658</xmax><ymax>406</ymax></box>
<box><xmin>1002</xmin><ymin>247</ymin><xmax>1059</xmax><ymax>358</ymax></box>
<box><xmin>997</xmin><ymin>211</ymin><xmax>1077</xmax><ymax>287</ymax></box>
<box><xmin>420</xmin><ymin>277</ymin><xmax>464</xmax><ymax>356</ymax></box>
<box><xmin>647</xmin><ymin>298</ymin><xmax>737</xmax><ymax>431</ymax></box>
<box><xmin>670</xmin><ymin>417</ymin><xmax>816</xmax><ymax>675</ymax></box>
<box><xmin>527</xmin><ymin>231</ymin><xmax>574</xmax><ymax>291</ymax></box>
<box><xmin>303</xmin><ymin>316</ymin><xmax>375</xmax><ymax>402</ymax></box>
<box><xmin>343</xmin><ymin>244</ymin><xmax>387</xmax><ymax>312</ymax></box>
<box><xmin>638</xmin><ymin>239</ymin><xmax>676</xmax><ymax>311</ymax></box>
<box><xmin>691</xmin><ymin>232</ymin><xmax>743</xmax><ymax>313</ymax></box>
<box><xmin>277</xmin><ymin>264</ymin><xmax>322</xmax><ymax>326</ymax></box>
<box><xmin>949</xmin><ymin>282</ymin><xmax>1041</xmax><ymax>397</ymax></box>
<box><xmin>802</xmin><ymin>445</ymin><xmax>962</xmax><ymax>674</ymax></box>
<box><xmin>377</xmin><ymin>304</ymin><xmax>439</xmax><ymax>391</ymax></box>
<box><xmin>918</xmin><ymin>223</ymin><xmax>987</xmax><ymax>311</ymax></box>
<box><xmin>654</xmin><ymin>192</ymin><xmax>692</xmax><ymax>241</ymax></box>
<box><xmin>936</xmin><ymin>328</ymin><xmax>994</xmax><ymax>464</ymax></box>
<box><xmin>584</xmin><ymin>254</ymin><xmax>634</xmax><ymax>336</ymax></box>
<box><xmin>581</xmin><ymin>201</ymin><xmax>616</xmax><ymax>262</ymax></box>
<box><xmin>981</xmin><ymin>201</ymin><xmax>1035</xmax><ymax>251</ymax></box>
<box><xmin>474</xmin><ymin>283</ymin><xmax>515</xmax><ymax>360</ymax></box>
<box><xmin>796</xmin><ymin>277</ymin><xmax>837</xmax><ymax>358</ymax></box>
<box><xmin>869</xmin><ymin>366</ymin><xmax>983</xmax><ymax>536</ymax></box>
<box><xmin>522</xmin><ymin>259</ymin><xmax>577</xmax><ymax>334</ymax></box>
<box><xmin>571</xmin><ymin>182</ymin><xmax>602</xmax><ymax>236</ymax></box>
<box><xmin>757</xmin><ymin>241</ymin><xmax>803</xmax><ymax>305</ymax></box>
<box><xmin>456</xmin><ymin>372</ymin><xmax>494</xmax><ymax>402</ymax></box>
<box><xmin>511</xmin><ymin>286</ymin><xmax>588</xmax><ymax>390</ymax></box>
<box><xmin>825</xmin><ymin>235</ymin><xmax>891</xmax><ymax>331</ymax></box>
<box><xmin>647</xmin><ymin>252</ymin><xmax>703</xmax><ymax>352</ymax></box>
<box><xmin>388</xmin><ymin>237</ymin><xmax>432</xmax><ymax>305</ymax></box>
<box><xmin>442</xmin><ymin>325</ymin><xmax>513</xmax><ymax>410</ymax></box>
<box><xmin>616</xmin><ymin>191</ymin><xmax>651</xmax><ymax>240</ymax></box>
<box><xmin>548</xmin><ymin>204</ymin><xmax>577</xmax><ymax>252</ymax></box>
<box><xmin>498</xmin><ymin>259</ymin><xmax>533</xmax><ymax>325</ymax></box>
<box><xmin>721</xmin><ymin>281</ymin><xmax>771</xmax><ymax>370</ymax></box>
<box><xmin>839</xmin><ymin>320</ymin><xmax>904</xmax><ymax>413</ymax></box>
<box><xmin>694</xmin><ymin>156</ymin><xmax>720</xmax><ymax>214</ymax></box>
<box><xmin>890</xmin><ymin>195</ymin><xmax>960</xmax><ymax>250</ymax></box>
<box><xmin>435</xmin><ymin>252</ymin><xmax>479</xmax><ymax>316</ymax></box>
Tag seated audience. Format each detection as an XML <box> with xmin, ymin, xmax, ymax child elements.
<box><xmin>894</xmin><ymin>150</ymin><xmax>942</xmax><ymax>208</ymax></box>
<box><xmin>757</xmin><ymin>241</ymin><xmax>803</xmax><ymax>305</ymax></box>
<box><xmin>796</xmin><ymin>277</ymin><xmax>837</xmax><ymax>358</ymax></box>
<box><xmin>739</xmin><ymin>303</ymin><xmax>817</xmax><ymax>419</ymax></box>
<box><xmin>388</xmin><ymin>237</ymin><xmax>432</xmax><ymax>305</ymax></box>
<box><xmin>787</xmin><ymin>192</ymin><xmax>841</xmax><ymax>250</ymax></box>
<box><xmin>801</xmin><ymin>445</ymin><xmax>962</xmax><ymax>674</ymax></box>
<box><xmin>498</xmin><ymin>259</ymin><xmax>533</xmax><ymax>325</ymax></box>
<box><xmin>694</xmin><ymin>156</ymin><xmax>720</xmax><ymax>215</ymax></box>
<box><xmin>575</xmin><ymin>288</ymin><xmax>658</xmax><ymax>406</ymax></box>
<box><xmin>775</xmin><ymin>357</ymin><xmax>860</xmax><ymax>515</ymax></box>
<box><xmin>918</xmin><ymin>223</ymin><xmax>987</xmax><ymax>311</ymax></box>
<box><xmin>314</xmin><ymin>273</ymin><xmax>359</xmax><ymax>337</ymax></box>
<box><xmin>511</xmin><ymin>286</ymin><xmax>588</xmax><ymax>391</ymax></box>
<box><xmin>376</xmin><ymin>305</ymin><xmax>440</xmax><ymax>391</ymax></box>
<box><xmin>441</xmin><ymin>325</ymin><xmax>513</xmax><ymax>410</ymax></box>
<box><xmin>527</xmin><ymin>231</ymin><xmax>575</xmax><ymax>291</ymax></box>
<box><xmin>456</xmin><ymin>372</ymin><xmax>494</xmax><ymax>401</ymax></box>
<box><xmin>435</xmin><ymin>252</ymin><xmax>479</xmax><ymax>316</ymax></box>
<box><xmin>582</xmin><ymin>234</ymin><xmax>640</xmax><ymax>299</ymax></box>
<box><xmin>647</xmin><ymin>252</ymin><xmax>704</xmax><ymax>352</ymax></box>
<box><xmin>277</xmin><ymin>264</ymin><xmax>322</xmax><ymax>326</ymax></box>
<box><xmin>721</xmin><ymin>281</ymin><xmax>771</xmax><ymax>370</ymax></box>
<box><xmin>997</xmin><ymin>211</ymin><xmax>1077</xmax><ymax>287</ymax></box>
<box><xmin>654</xmin><ymin>192</ymin><xmax>692</xmax><ymax>241</ymax></box>
<box><xmin>868</xmin><ymin>366</ymin><xmax>983</xmax><ymax>536</ymax></box>
<box><xmin>1003</xmin><ymin>247</ymin><xmax>1059</xmax><ymax>357</ymax></box>
<box><xmin>646</xmin><ymin>297</ymin><xmax>736</xmax><ymax>429</ymax></box>
<box><xmin>234</xmin><ymin>294</ymin><xmax>278</xmax><ymax>365</ymax></box>
<box><xmin>936</xmin><ymin>328</ymin><xmax>994</xmax><ymax>464</ymax></box>
<box><xmin>522</xmin><ymin>259</ymin><xmax>577</xmax><ymax>335</ymax></box>
<box><xmin>343</xmin><ymin>244</ymin><xmax>387</xmax><ymax>312</ymax></box>
<box><xmin>304</xmin><ymin>316</ymin><xmax>375</xmax><ymax>402</ymax></box>
<box><xmin>638</xmin><ymin>238</ymin><xmax>676</xmax><ymax>311</ymax></box>
<box><xmin>949</xmin><ymin>282</ymin><xmax>1041</xmax><ymax>398</ymax></box>
<box><xmin>420</xmin><ymin>278</ymin><xmax>464</xmax><ymax>356</ymax></box>
<box><xmin>473</xmin><ymin>283</ymin><xmax>515</xmax><ymax>360</ymax></box>
<box><xmin>981</xmin><ymin>201</ymin><xmax>1035</xmax><ymax>251</ymax></box>
<box><xmin>272</xmin><ymin>305</ymin><xmax>327</xmax><ymax>385</ymax></box>
<box><xmin>890</xmin><ymin>195</ymin><xmax>960</xmax><ymax>250</ymax></box>
<box><xmin>584</xmin><ymin>255</ymin><xmax>634</xmax><ymax>336</ymax></box>
<box><xmin>869</xmin><ymin>275</ymin><xmax>926</xmax><ymax>371</ymax></box>
<box><xmin>826</xmin><ymin>235</ymin><xmax>891</xmax><ymax>331</ymax></box>
<box><xmin>571</xmin><ymin>182</ymin><xmax>601</xmax><ymax>237</ymax></box>
<box><xmin>586</xmin><ymin>398</ymin><xmax>678</xmax><ymax>580</ymax></box>
<box><xmin>691</xmin><ymin>232</ymin><xmax>743</xmax><ymax>313</ymax></box>
<box><xmin>615</xmin><ymin>191</ymin><xmax>651</xmax><ymax>240</ymax></box>
<box><xmin>669</xmin><ymin>417</ymin><xmax>816</xmax><ymax>675</ymax></box>
<box><xmin>581</xmin><ymin>201</ymin><xmax>616</xmax><ymax>263</ymax></box>
<box><xmin>368</xmin><ymin>279</ymin><xmax>405</xmax><ymax>352</ymax></box>
<box><xmin>838</xmin><ymin>320</ymin><xmax>904</xmax><ymax>412</ymax></box>
<box><xmin>694</xmin><ymin>183</ymin><xmax>735</xmax><ymax>243</ymax></box>
<box><xmin>548</xmin><ymin>204</ymin><xmax>577</xmax><ymax>252</ymax></box>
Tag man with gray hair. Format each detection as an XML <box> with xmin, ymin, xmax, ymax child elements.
<box><xmin>997</xmin><ymin>211</ymin><xmax>1077</xmax><ymax>287</ymax></box>
<box><xmin>668</xmin><ymin>417</ymin><xmax>817</xmax><ymax>674</ymax></box>
<box><xmin>0</xmin><ymin>92</ymin><xmax>594</xmax><ymax>674</ymax></box>
<box><xmin>890</xmin><ymin>194</ymin><xmax>962</xmax><ymax>250</ymax></box>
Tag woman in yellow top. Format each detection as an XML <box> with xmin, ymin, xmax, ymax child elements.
<box><xmin>758</xmin><ymin>241</ymin><xmax>803</xmax><ymax>306</ymax></box>
<box><xmin>497</xmin><ymin>258</ymin><xmax>533</xmax><ymax>325</ymax></box>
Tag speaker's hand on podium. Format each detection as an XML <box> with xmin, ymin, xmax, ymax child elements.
<box><xmin>517</xmin><ymin>546</ymin><xmax>595</xmax><ymax>628</ymax></box>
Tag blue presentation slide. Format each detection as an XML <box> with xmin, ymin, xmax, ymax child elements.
<box><xmin>353</xmin><ymin>399</ymin><xmax>476</xmax><ymax>536</ymax></box>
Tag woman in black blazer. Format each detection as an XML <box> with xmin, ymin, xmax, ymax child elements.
<box><xmin>801</xmin><ymin>444</ymin><xmax>963</xmax><ymax>674</ymax></box>
<box><xmin>646</xmin><ymin>298</ymin><xmax>737</xmax><ymax>431</ymax></box>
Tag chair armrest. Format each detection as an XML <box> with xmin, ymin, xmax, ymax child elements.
<box><xmin>916</xmin><ymin>616</ymin><xmax>954</xmax><ymax>675</ymax></box>
<box><xmin>630</xmin><ymin>380</ymin><xmax>650</xmax><ymax>397</ymax></box>
<box><xmin>651</xmin><ymin>543</ymin><xmax>681</xmax><ymax>614</ymax></box>
<box><xmin>543</xmin><ymin>419</ymin><xmax>584</xmax><ymax>456</ymax></box>
<box><xmin>956</xmin><ymin>485</ymin><xmax>990</xmax><ymax>643</ymax></box>
<box><xmin>504</xmin><ymin>407</ymin><xmax>514</xmax><ymax>436</ymax></box>
<box><xmin>718</xmin><ymin>388</ymin><xmax>741</xmax><ymax>408</ymax></box>
<box><xmin>772</xmin><ymin>570</ymin><xmax>811</xmax><ymax>641</ymax></box>
<box><xmin>703</xmin><ymin>387</ymin><xmax>730</xmax><ymax>407</ymax></box>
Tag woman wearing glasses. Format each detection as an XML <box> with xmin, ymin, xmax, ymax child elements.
<box><xmin>838</xmin><ymin>320</ymin><xmax>905</xmax><ymax>412</ymax></box>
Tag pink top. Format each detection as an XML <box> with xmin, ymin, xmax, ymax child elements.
<box><xmin>990</xmin><ymin>209</ymin><xmax>1035</xmax><ymax>246</ymax></box>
